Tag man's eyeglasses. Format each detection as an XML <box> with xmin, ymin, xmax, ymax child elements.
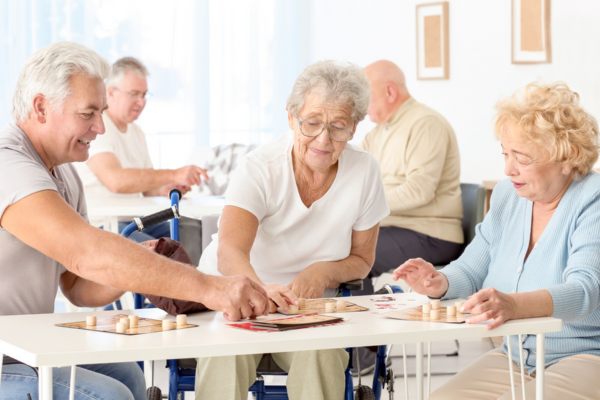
<box><xmin>296</xmin><ymin>115</ymin><xmax>354</xmax><ymax>142</ymax></box>
<box><xmin>113</xmin><ymin>87</ymin><xmax>153</xmax><ymax>101</ymax></box>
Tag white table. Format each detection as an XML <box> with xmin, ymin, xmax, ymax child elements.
<box><xmin>0</xmin><ymin>294</ymin><xmax>562</xmax><ymax>400</ymax></box>
<box><xmin>86</xmin><ymin>195</ymin><xmax>225</xmax><ymax>234</ymax></box>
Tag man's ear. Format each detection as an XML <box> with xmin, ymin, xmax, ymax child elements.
<box><xmin>387</xmin><ymin>83</ymin><xmax>398</xmax><ymax>104</ymax></box>
<box><xmin>31</xmin><ymin>94</ymin><xmax>48</xmax><ymax>124</ymax></box>
<box><xmin>288</xmin><ymin>112</ymin><xmax>295</xmax><ymax>130</ymax></box>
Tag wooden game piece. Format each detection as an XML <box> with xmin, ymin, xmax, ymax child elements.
<box><xmin>119</xmin><ymin>317</ymin><xmax>130</xmax><ymax>329</ymax></box>
<box><xmin>430</xmin><ymin>309</ymin><xmax>440</xmax><ymax>320</ymax></box>
<box><xmin>336</xmin><ymin>300</ymin><xmax>347</xmax><ymax>312</ymax></box>
<box><xmin>430</xmin><ymin>300</ymin><xmax>440</xmax><ymax>310</ymax></box>
<box><xmin>129</xmin><ymin>315</ymin><xmax>139</xmax><ymax>328</ymax></box>
<box><xmin>288</xmin><ymin>305</ymin><xmax>298</xmax><ymax>315</ymax></box>
<box><xmin>176</xmin><ymin>314</ymin><xmax>187</xmax><ymax>327</ymax></box>
<box><xmin>325</xmin><ymin>302</ymin><xmax>336</xmax><ymax>313</ymax></box>
<box><xmin>116</xmin><ymin>322</ymin><xmax>127</xmax><ymax>333</ymax></box>
<box><xmin>299</xmin><ymin>298</ymin><xmax>306</xmax><ymax>309</ymax></box>
<box><xmin>162</xmin><ymin>320</ymin><xmax>174</xmax><ymax>331</ymax></box>
<box><xmin>422</xmin><ymin>304</ymin><xmax>432</xmax><ymax>313</ymax></box>
<box><xmin>455</xmin><ymin>301</ymin><xmax>465</xmax><ymax>312</ymax></box>
<box><xmin>447</xmin><ymin>306</ymin><xmax>457</xmax><ymax>316</ymax></box>
<box><xmin>86</xmin><ymin>316</ymin><xmax>96</xmax><ymax>326</ymax></box>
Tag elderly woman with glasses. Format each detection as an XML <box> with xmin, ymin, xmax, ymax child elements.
<box><xmin>395</xmin><ymin>82</ymin><xmax>600</xmax><ymax>400</ymax></box>
<box><xmin>195</xmin><ymin>61</ymin><xmax>389</xmax><ymax>400</ymax></box>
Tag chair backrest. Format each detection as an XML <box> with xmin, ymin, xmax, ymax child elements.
<box><xmin>459</xmin><ymin>183</ymin><xmax>486</xmax><ymax>250</ymax></box>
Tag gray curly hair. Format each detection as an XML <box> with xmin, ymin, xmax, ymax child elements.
<box><xmin>286</xmin><ymin>60</ymin><xmax>371</xmax><ymax>123</ymax></box>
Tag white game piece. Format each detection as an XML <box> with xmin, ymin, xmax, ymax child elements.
<box><xmin>336</xmin><ymin>300</ymin><xmax>347</xmax><ymax>312</ymax></box>
<box><xmin>86</xmin><ymin>316</ymin><xmax>96</xmax><ymax>326</ymax></box>
<box><xmin>447</xmin><ymin>306</ymin><xmax>457</xmax><ymax>316</ymax></box>
<box><xmin>288</xmin><ymin>305</ymin><xmax>298</xmax><ymax>315</ymax></box>
<box><xmin>176</xmin><ymin>315</ymin><xmax>187</xmax><ymax>327</ymax></box>
<box><xmin>129</xmin><ymin>315</ymin><xmax>139</xmax><ymax>328</ymax></box>
<box><xmin>455</xmin><ymin>301</ymin><xmax>465</xmax><ymax>312</ymax></box>
<box><xmin>430</xmin><ymin>309</ymin><xmax>441</xmax><ymax>320</ymax></box>
<box><xmin>162</xmin><ymin>320</ymin><xmax>174</xmax><ymax>331</ymax></box>
<box><xmin>119</xmin><ymin>317</ymin><xmax>130</xmax><ymax>328</ymax></box>
<box><xmin>430</xmin><ymin>300</ymin><xmax>440</xmax><ymax>309</ymax></box>
<box><xmin>116</xmin><ymin>322</ymin><xmax>127</xmax><ymax>333</ymax></box>
<box><xmin>422</xmin><ymin>304</ymin><xmax>432</xmax><ymax>313</ymax></box>
<box><xmin>325</xmin><ymin>302</ymin><xmax>336</xmax><ymax>313</ymax></box>
<box><xmin>299</xmin><ymin>298</ymin><xmax>306</xmax><ymax>309</ymax></box>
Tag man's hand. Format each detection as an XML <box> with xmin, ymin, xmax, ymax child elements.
<box><xmin>462</xmin><ymin>287</ymin><xmax>517</xmax><ymax>330</ymax></box>
<box><xmin>287</xmin><ymin>263</ymin><xmax>331</xmax><ymax>299</ymax></box>
<box><xmin>140</xmin><ymin>239</ymin><xmax>159</xmax><ymax>252</ymax></box>
<box><xmin>202</xmin><ymin>274</ymin><xmax>269</xmax><ymax>321</ymax></box>
<box><xmin>393</xmin><ymin>258</ymin><xmax>449</xmax><ymax>298</ymax></box>
<box><xmin>172</xmin><ymin>165</ymin><xmax>209</xmax><ymax>187</ymax></box>
<box><xmin>159</xmin><ymin>184</ymin><xmax>191</xmax><ymax>197</ymax></box>
<box><xmin>264</xmin><ymin>284</ymin><xmax>299</xmax><ymax>313</ymax></box>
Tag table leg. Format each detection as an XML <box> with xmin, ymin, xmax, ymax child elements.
<box><xmin>505</xmin><ymin>336</ymin><xmax>516</xmax><ymax>400</ymax></box>
<box><xmin>402</xmin><ymin>344</ymin><xmax>409</xmax><ymax>400</ymax></box>
<box><xmin>40</xmin><ymin>366</ymin><xmax>53</xmax><ymax>400</ymax></box>
<box><xmin>536</xmin><ymin>334</ymin><xmax>545</xmax><ymax>400</ymax></box>
<box><xmin>69</xmin><ymin>366</ymin><xmax>76</xmax><ymax>400</ymax></box>
<box><xmin>416</xmin><ymin>342</ymin><xmax>424</xmax><ymax>400</ymax></box>
<box><xmin>144</xmin><ymin>360</ymin><xmax>154</xmax><ymax>388</ymax></box>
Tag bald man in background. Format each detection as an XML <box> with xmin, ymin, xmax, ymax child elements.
<box><xmin>356</xmin><ymin>60</ymin><xmax>463</xmax><ymax>296</ymax></box>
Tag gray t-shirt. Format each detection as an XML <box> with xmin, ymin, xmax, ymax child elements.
<box><xmin>0</xmin><ymin>122</ymin><xmax>88</xmax><ymax>316</ymax></box>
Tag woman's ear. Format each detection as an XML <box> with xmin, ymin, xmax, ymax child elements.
<box><xmin>562</xmin><ymin>163</ymin><xmax>574</xmax><ymax>176</ymax></box>
<box><xmin>288</xmin><ymin>112</ymin><xmax>295</xmax><ymax>130</ymax></box>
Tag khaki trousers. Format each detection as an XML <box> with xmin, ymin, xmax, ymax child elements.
<box><xmin>429</xmin><ymin>348</ymin><xmax>600</xmax><ymax>400</ymax></box>
<box><xmin>195</xmin><ymin>349</ymin><xmax>348</xmax><ymax>400</ymax></box>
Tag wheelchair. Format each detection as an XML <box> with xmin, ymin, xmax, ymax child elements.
<box><xmin>120</xmin><ymin>190</ymin><xmax>401</xmax><ymax>400</ymax></box>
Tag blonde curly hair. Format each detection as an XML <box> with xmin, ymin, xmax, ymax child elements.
<box><xmin>494</xmin><ymin>82</ymin><xmax>599</xmax><ymax>179</ymax></box>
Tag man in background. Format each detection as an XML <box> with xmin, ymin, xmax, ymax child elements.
<box><xmin>76</xmin><ymin>57</ymin><xmax>209</xmax><ymax>242</ymax></box>
<box><xmin>358</xmin><ymin>60</ymin><xmax>463</xmax><ymax>293</ymax></box>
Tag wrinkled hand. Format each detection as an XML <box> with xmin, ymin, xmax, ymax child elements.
<box><xmin>140</xmin><ymin>240</ymin><xmax>159</xmax><ymax>252</ymax></box>
<box><xmin>202</xmin><ymin>275</ymin><xmax>269</xmax><ymax>321</ymax></box>
<box><xmin>264</xmin><ymin>284</ymin><xmax>299</xmax><ymax>313</ymax></box>
<box><xmin>160</xmin><ymin>184</ymin><xmax>191</xmax><ymax>197</ymax></box>
<box><xmin>287</xmin><ymin>263</ymin><xmax>331</xmax><ymax>299</ymax></box>
<box><xmin>393</xmin><ymin>258</ymin><xmax>448</xmax><ymax>298</ymax></box>
<box><xmin>463</xmin><ymin>287</ymin><xmax>517</xmax><ymax>330</ymax></box>
<box><xmin>172</xmin><ymin>165</ymin><xmax>209</xmax><ymax>187</ymax></box>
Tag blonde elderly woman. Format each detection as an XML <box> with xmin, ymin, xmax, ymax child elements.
<box><xmin>195</xmin><ymin>61</ymin><xmax>389</xmax><ymax>400</ymax></box>
<box><xmin>394</xmin><ymin>82</ymin><xmax>600</xmax><ymax>399</ymax></box>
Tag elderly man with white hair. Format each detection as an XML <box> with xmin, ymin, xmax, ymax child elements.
<box><xmin>76</xmin><ymin>57</ymin><xmax>209</xmax><ymax>242</ymax></box>
<box><xmin>0</xmin><ymin>41</ymin><xmax>269</xmax><ymax>400</ymax></box>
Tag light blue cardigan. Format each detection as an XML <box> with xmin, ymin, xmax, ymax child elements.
<box><xmin>441</xmin><ymin>172</ymin><xmax>600</xmax><ymax>373</ymax></box>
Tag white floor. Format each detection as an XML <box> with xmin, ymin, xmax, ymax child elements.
<box><xmin>147</xmin><ymin>338</ymin><xmax>496</xmax><ymax>399</ymax></box>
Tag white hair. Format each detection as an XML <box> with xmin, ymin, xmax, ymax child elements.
<box><xmin>286</xmin><ymin>60</ymin><xmax>371</xmax><ymax>123</ymax></box>
<box><xmin>12</xmin><ymin>41</ymin><xmax>110</xmax><ymax>122</ymax></box>
<box><xmin>106</xmin><ymin>57</ymin><xmax>150</xmax><ymax>88</ymax></box>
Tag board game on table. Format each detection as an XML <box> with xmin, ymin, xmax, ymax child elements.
<box><xmin>277</xmin><ymin>298</ymin><xmax>368</xmax><ymax>315</ymax></box>
<box><xmin>56</xmin><ymin>314</ymin><xmax>198</xmax><ymax>335</ymax></box>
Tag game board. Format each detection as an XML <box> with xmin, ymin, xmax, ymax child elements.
<box><xmin>56</xmin><ymin>314</ymin><xmax>198</xmax><ymax>335</ymax></box>
<box><xmin>277</xmin><ymin>299</ymin><xmax>368</xmax><ymax>315</ymax></box>
<box><xmin>228</xmin><ymin>313</ymin><xmax>344</xmax><ymax>332</ymax></box>
<box><xmin>382</xmin><ymin>306</ymin><xmax>469</xmax><ymax>324</ymax></box>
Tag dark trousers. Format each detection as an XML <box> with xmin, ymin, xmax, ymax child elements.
<box><xmin>353</xmin><ymin>226</ymin><xmax>463</xmax><ymax>295</ymax></box>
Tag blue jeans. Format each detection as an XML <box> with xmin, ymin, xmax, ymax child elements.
<box><xmin>100</xmin><ymin>220</ymin><xmax>172</xmax><ymax>243</ymax></box>
<box><xmin>1</xmin><ymin>362</ymin><xmax>146</xmax><ymax>400</ymax></box>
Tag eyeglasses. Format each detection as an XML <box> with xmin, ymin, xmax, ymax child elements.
<box><xmin>113</xmin><ymin>87</ymin><xmax>153</xmax><ymax>101</ymax></box>
<box><xmin>296</xmin><ymin>115</ymin><xmax>354</xmax><ymax>142</ymax></box>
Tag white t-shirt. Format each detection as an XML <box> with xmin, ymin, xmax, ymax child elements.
<box><xmin>199</xmin><ymin>132</ymin><xmax>390</xmax><ymax>297</ymax></box>
<box><xmin>76</xmin><ymin>114</ymin><xmax>153</xmax><ymax>226</ymax></box>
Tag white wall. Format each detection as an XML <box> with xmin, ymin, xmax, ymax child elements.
<box><xmin>308</xmin><ymin>0</ymin><xmax>600</xmax><ymax>183</ymax></box>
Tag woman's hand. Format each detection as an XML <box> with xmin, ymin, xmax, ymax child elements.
<box><xmin>463</xmin><ymin>287</ymin><xmax>518</xmax><ymax>330</ymax></box>
<box><xmin>264</xmin><ymin>284</ymin><xmax>299</xmax><ymax>313</ymax></box>
<box><xmin>288</xmin><ymin>263</ymin><xmax>331</xmax><ymax>299</ymax></box>
<box><xmin>393</xmin><ymin>258</ymin><xmax>449</xmax><ymax>298</ymax></box>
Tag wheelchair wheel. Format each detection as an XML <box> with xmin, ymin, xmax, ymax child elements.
<box><xmin>147</xmin><ymin>386</ymin><xmax>162</xmax><ymax>400</ymax></box>
<box><xmin>355</xmin><ymin>385</ymin><xmax>376</xmax><ymax>400</ymax></box>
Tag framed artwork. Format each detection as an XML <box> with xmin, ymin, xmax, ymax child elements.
<box><xmin>416</xmin><ymin>2</ymin><xmax>449</xmax><ymax>80</ymax></box>
<box><xmin>512</xmin><ymin>0</ymin><xmax>552</xmax><ymax>64</ymax></box>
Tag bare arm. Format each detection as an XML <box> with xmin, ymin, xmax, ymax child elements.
<box><xmin>288</xmin><ymin>224</ymin><xmax>380</xmax><ymax>298</ymax></box>
<box><xmin>59</xmin><ymin>270</ymin><xmax>124</xmax><ymax>308</ymax></box>
<box><xmin>87</xmin><ymin>152</ymin><xmax>209</xmax><ymax>194</ymax></box>
<box><xmin>1</xmin><ymin>190</ymin><xmax>268</xmax><ymax>319</ymax></box>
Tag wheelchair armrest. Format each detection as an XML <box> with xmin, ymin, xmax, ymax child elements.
<box><xmin>339</xmin><ymin>279</ymin><xmax>363</xmax><ymax>291</ymax></box>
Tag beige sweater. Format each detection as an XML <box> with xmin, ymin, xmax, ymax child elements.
<box><xmin>361</xmin><ymin>97</ymin><xmax>463</xmax><ymax>243</ymax></box>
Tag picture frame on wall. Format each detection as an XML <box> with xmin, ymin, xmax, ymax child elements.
<box><xmin>416</xmin><ymin>2</ymin><xmax>449</xmax><ymax>80</ymax></box>
<box><xmin>512</xmin><ymin>0</ymin><xmax>551</xmax><ymax>64</ymax></box>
